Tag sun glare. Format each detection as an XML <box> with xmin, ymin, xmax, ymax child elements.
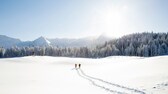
<box><xmin>95</xmin><ymin>5</ymin><xmax>129</xmax><ymax>38</ymax></box>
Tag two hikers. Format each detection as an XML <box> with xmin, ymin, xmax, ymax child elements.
<box><xmin>75</xmin><ymin>63</ymin><xmax>81</xmax><ymax>69</ymax></box>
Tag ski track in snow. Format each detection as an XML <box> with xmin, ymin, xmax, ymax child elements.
<box><xmin>76</xmin><ymin>68</ymin><xmax>146</xmax><ymax>94</ymax></box>
<box><xmin>76</xmin><ymin>69</ymin><xmax>126</xmax><ymax>94</ymax></box>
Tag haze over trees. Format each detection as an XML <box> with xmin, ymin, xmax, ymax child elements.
<box><xmin>0</xmin><ymin>32</ymin><xmax>168</xmax><ymax>58</ymax></box>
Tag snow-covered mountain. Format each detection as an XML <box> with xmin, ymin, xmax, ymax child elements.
<box><xmin>17</xmin><ymin>36</ymin><xmax>51</xmax><ymax>47</ymax></box>
<box><xmin>33</xmin><ymin>36</ymin><xmax>51</xmax><ymax>46</ymax></box>
<box><xmin>48</xmin><ymin>35</ymin><xmax>111</xmax><ymax>47</ymax></box>
<box><xmin>0</xmin><ymin>35</ymin><xmax>21</xmax><ymax>48</ymax></box>
<box><xmin>0</xmin><ymin>35</ymin><xmax>112</xmax><ymax>48</ymax></box>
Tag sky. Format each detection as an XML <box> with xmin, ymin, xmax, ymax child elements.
<box><xmin>0</xmin><ymin>0</ymin><xmax>168</xmax><ymax>41</ymax></box>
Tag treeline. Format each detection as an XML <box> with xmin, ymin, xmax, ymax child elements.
<box><xmin>0</xmin><ymin>32</ymin><xmax>168</xmax><ymax>58</ymax></box>
<box><xmin>96</xmin><ymin>32</ymin><xmax>168</xmax><ymax>57</ymax></box>
<box><xmin>0</xmin><ymin>46</ymin><xmax>93</xmax><ymax>58</ymax></box>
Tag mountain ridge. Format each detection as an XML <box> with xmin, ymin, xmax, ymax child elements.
<box><xmin>0</xmin><ymin>35</ymin><xmax>112</xmax><ymax>48</ymax></box>
<box><xmin>0</xmin><ymin>35</ymin><xmax>21</xmax><ymax>48</ymax></box>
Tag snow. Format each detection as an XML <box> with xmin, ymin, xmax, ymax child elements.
<box><xmin>0</xmin><ymin>56</ymin><xmax>168</xmax><ymax>94</ymax></box>
<box><xmin>33</xmin><ymin>36</ymin><xmax>51</xmax><ymax>46</ymax></box>
<box><xmin>0</xmin><ymin>35</ymin><xmax>111</xmax><ymax>48</ymax></box>
<box><xmin>0</xmin><ymin>35</ymin><xmax>21</xmax><ymax>48</ymax></box>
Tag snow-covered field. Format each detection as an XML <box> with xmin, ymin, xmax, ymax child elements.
<box><xmin>0</xmin><ymin>56</ymin><xmax>168</xmax><ymax>94</ymax></box>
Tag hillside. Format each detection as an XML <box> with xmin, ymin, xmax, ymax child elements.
<box><xmin>0</xmin><ymin>35</ymin><xmax>21</xmax><ymax>48</ymax></box>
<box><xmin>96</xmin><ymin>32</ymin><xmax>168</xmax><ymax>57</ymax></box>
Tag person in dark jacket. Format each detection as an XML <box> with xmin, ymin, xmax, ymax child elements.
<box><xmin>79</xmin><ymin>64</ymin><xmax>81</xmax><ymax>68</ymax></box>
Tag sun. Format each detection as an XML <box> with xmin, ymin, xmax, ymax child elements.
<box><xmin>95</xmin><ymin>5</ymin><xmax>129</xmax><ymax>38</ymax></box>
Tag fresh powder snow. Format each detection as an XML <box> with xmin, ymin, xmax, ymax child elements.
<box><xmin>0</xmin><ymin>56</ymin><xmax>168</xmax><ymax>94</ymax></box>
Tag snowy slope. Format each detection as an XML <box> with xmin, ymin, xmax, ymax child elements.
<box><xmin>17</xmin><ymin>36</ymin><xmax>51</xmax><ymax>47</ymax></box>
<box><xmin>47</xmin><ymin>35</ymin><xmax>111</xmax><ymax>47</ymax></box>
<box><xmin>0</xmin><ymin>56</ymin><xmax>168</xmax><ymax>94</ymax></box>
<box><xmin>0</xmin><ymin>35</ymin><xmax>21</xmax><ymax>48</ymax></box>
<box><xmin>33</xmin><ymin>36</ymin><xmax>51</xmax><ymax>46</ymax></box>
